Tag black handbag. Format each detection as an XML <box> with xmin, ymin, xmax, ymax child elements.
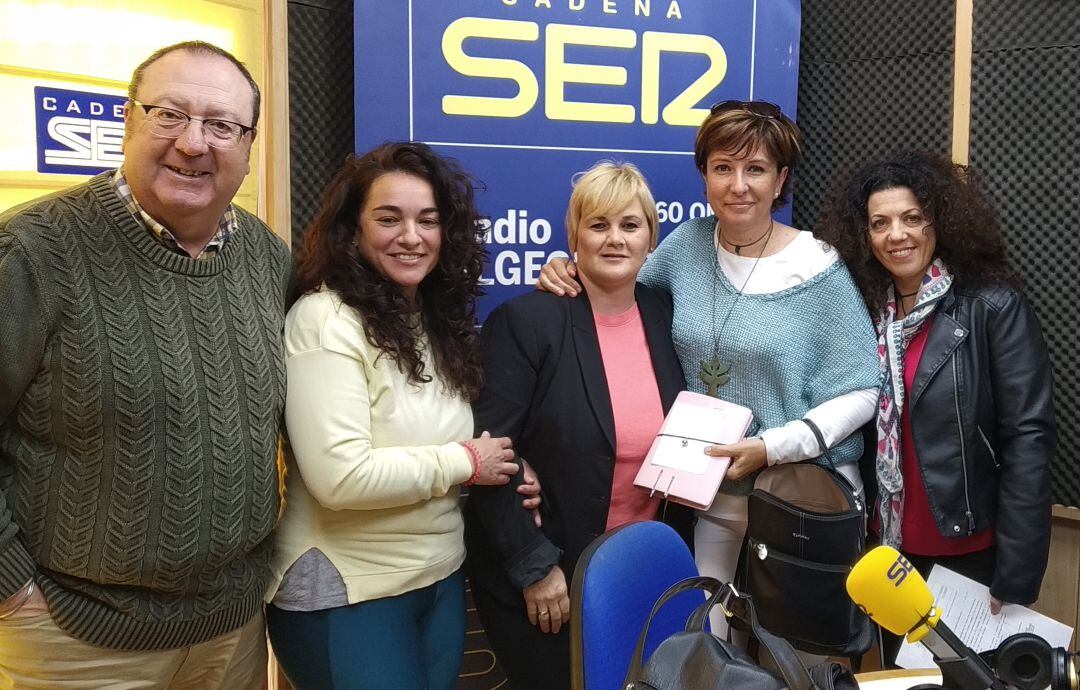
<box><xmin>622</xmin><ymin>576</ymin><xmax>858</xmax><ymax>690</ymax></box>
<box><xmin>735</xmin><ymin>420</ymin><xmax>874</xmax><ymax>658</ymax></box>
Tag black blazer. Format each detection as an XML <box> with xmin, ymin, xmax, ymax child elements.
<box><xmin>464</xmin><ymin>285</ymin><xmax>691</xmax><ymax>608</ymax></box>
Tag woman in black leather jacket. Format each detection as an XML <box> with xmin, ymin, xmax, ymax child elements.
<box><xmin>817</xmin><ymin>150</ymin><xmax>1055</xmax><ymax>628</ymax></box>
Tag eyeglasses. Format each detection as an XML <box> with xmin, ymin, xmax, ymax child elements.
<box><xmin>130</xmin><ymin>99</ymin><xmax>255</xmax><ymax>150</ymax></box>
<box><xmin>868</xmin><ymin>213</ymin><xmax>932</xmax><ymax>234</ymax></box>
<box><xmin>709</xmin><ymin>100</ymin><xmax>784</xmax><ymax>121</ymax></box>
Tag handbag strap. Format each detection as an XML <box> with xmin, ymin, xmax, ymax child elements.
<box><xmin>685</xmin><ymin>584</ymin><xmax>732</xmax><ymax>633</ymax></box>
<box><xmin>799</xmin><ymin>417</ymin><xmax>829</xmax><ymax>456</ymax></box>
<box><xmin>621</xmin><ymin>576</ymin><xmax>818</xmax><ymax>690</ymax></box>
<box><xmin>797</xmin><ymin>418</ymin><xmax>861</xmax><ymax>502</ymax></box>
<box><xmin>621</xmin><ymin>576</ymin><xmax>722</xmax><ymax>688</ymax></box>
<box><xmin>686</xmin><ymin>587</ymin><xmax>817</xmax><ymax>690</ymax></box>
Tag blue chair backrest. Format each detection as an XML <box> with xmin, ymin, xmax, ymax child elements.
<box><xmin>569</xmin><ymin>521</ymin><xmax>703</xmax><ymax>690</ymax></box>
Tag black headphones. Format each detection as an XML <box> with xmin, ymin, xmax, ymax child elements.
<box><xmin>989</xmin><ymin>633</ymin><xmax>1078</xmax><ymax>690</ymax></box>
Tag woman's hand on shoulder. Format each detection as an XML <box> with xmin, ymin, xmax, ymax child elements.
<box><xmin>467</xmin><ymin>431</ymin><xmax>519</xmax><ymax>486</ymax></box>
<box><xmin>523</xmin><ymin>565</ymin><xmax>570</xmax><ymax>634</ymax></box>
<box><xmin>706</xmin><ymin>438</ymin><xmax>767</xmax><ymax>481</ymax></box>
<box><xmin>537</xmin><ymin>257</ymin><xmax>581</xmax><ymax>297</ymax></box>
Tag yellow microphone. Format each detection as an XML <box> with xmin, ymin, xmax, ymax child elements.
<box><xmin>846</xmin><ymin>545</ymin><xmax>941</xmax><ymax>642</ymax></box>
<box><xmin>846</xmin><ymin>546</ymin><xmax>1005</xmax><ymax>690</ymax></box>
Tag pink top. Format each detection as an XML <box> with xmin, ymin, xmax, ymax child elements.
<box><xmin>593</xmin><ymin>304</ymin><xmax>665</xmax><ymax>531</ymax></box>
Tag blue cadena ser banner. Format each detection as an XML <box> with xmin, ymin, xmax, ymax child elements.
<box><xmin>35</xmin><ymin>87</ymin><xmax>125</xmax><ymax>176</ymax></box>
<box><xmin>356</xmin><ymin>0</ymin><xmax>800</xmax><ymax>319</ymax></box>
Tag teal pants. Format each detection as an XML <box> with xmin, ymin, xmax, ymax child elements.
<box><xmin>266</xmin><ymin>569</ymin><xmax>466</xmax><ymax>690</ymax></box>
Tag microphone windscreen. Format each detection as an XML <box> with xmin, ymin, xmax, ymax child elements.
<box><xmin>846</xmin><ymin>545</ymin><xmax>935</xmax><ymax>635</ymax></box>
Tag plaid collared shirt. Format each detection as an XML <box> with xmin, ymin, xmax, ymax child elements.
<box><xmin>111</xmin><ymin>168</ymin><xmax>236</xmax><ymax>260</ymax></box>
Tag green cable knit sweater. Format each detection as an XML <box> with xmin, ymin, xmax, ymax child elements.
<box><xmin>0</xmin><ymin>173</ymin><xmax>290</xmax><ymax>650</ymax></box>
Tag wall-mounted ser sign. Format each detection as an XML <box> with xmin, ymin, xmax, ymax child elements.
<box><xmin>356</xmin><ymin>0</ymin><xmax>801</xmax><ymax>318</ymax></box>
<box><xmin>35</xmin><ymin>87</ymin><xmax>126</xmax><ymax>175</ymax></box>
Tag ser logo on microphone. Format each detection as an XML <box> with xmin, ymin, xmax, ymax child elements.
<box><xmin>886</xmin><ymin>554</ymin><xmax>915</xmax><ymax>587</ymax></box>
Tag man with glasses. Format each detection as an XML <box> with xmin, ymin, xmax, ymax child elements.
<box><xmin>0</xmin><ymin>42</ymin><xmax>289</xmax><ymax>688</ymax></box>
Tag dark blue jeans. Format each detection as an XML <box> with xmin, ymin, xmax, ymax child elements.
<box><xmin>267</xmin><ymin>569</ymin><xmax>466</xmax><ymax>690</ymax></box>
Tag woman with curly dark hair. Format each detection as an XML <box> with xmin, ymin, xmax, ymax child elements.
<box><xmin>266</xmin><ymin>142</ymin><xmax>519</xmax><ymax>690</ymax></box>
<box><xmin>817</xmin><ymin>149</ymin><xmax>1056</xmax><ymax>661</ymax></box>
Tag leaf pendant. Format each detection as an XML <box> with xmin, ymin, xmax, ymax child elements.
<box><xmin>699</xmin><ymin>355</ymin><xmax>731</xmax><ymax>397</ymax></box>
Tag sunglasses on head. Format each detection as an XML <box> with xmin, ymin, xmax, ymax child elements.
<box><xmin>709</xmin><ymin>100</ymin><xmax>784</xmax><ymax>120</ymax></box>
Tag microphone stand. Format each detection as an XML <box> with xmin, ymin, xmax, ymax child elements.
<box><xmin>911</xmin><ymin>609</ymin><xmax>1007</xmax><ymax>690</ymax></box>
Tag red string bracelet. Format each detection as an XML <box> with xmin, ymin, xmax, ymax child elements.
<box><xmin>460</xmin><ymin>441</ymin><xmax>482</xmax><ymax>487</ymax></box>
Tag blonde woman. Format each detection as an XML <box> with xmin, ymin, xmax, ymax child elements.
<box><xmin>464</xmin><ymin>162</ymin><xmax>693</xmax><ymax>690</ymax></box>
<box><xmin>538</xmin><ymin>103</ymin><xmax>881</xmax><ymax>638</ymax></box>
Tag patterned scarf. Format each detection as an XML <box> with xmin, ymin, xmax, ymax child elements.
<box><xmin>874</xmin><ymin>258</ymin><xmax>953</xmax><ymax>548</ymax></box>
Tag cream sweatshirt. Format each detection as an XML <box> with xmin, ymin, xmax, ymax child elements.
<box><xmin>269</xmin><ymin>289</ymin><xmax>474</xmax><ymax>604</ymax></box>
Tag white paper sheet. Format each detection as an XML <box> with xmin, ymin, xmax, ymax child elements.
<box><xmin>894</xmin><ymin>565</ymin><xmax>1074</xmax><ymax>669</ymax></box>
<box><xmin>660</xmin><ymin>403</ymin><xmax>731</xmax><ymax>441</ymax></box>
<box><xmin>648</xmin><ymin>435</ymin><xmax>711</xmax><ymax>474</ymax></box>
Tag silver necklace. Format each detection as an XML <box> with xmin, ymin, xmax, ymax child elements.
<box><xmin>699</xmin><ymin>219</ymin><xmax>774</xmax><ymax>397</ymax></box>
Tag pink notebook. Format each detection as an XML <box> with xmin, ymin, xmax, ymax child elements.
<box><xmin>633</xmin><ymin>391</ymin><xmax>754</xmax><ymax>511</ymax></box>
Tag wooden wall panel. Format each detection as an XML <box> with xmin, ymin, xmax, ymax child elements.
<box><xmin>1034</xmin><ymin>507</ymin><xmax>1080</xmax><ymax>651</ymax></box>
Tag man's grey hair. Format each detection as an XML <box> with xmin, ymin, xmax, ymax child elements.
<box><xmin>127</xmin><ymin>40</ymin><xmax>261</xmax><ymax>130</ymax></box>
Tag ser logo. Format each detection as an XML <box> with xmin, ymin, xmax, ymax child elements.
<box><xmin>35</xmin><ymin>87</ymin><xmax>126</xmax><ymax>175</ymax></box>
<box><xmin>887</xmin><ymin>554</ymin><xmax>915</xmax><ymax>587</ymax></box>
<box><xmin>441</xmin><ymin>18</ymin><xmax>726</xmax><ymax>126</ymax></box>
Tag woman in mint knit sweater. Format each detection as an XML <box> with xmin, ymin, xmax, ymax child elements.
<box><xmin>539</xmin><ymin>102</ymin><xmax>880</xmax><ymax>636</ymax></box>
